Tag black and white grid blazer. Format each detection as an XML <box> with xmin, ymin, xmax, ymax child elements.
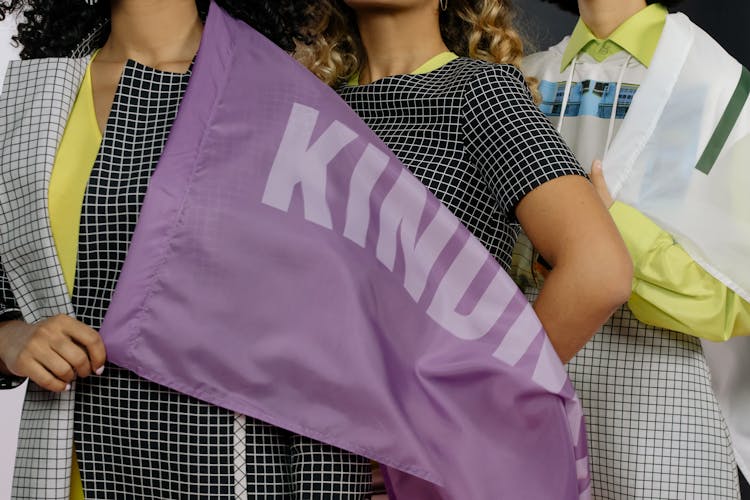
<box><xmin>0</xmin><ymin>54</ymin><xmax>89</xmax><ymax>499</ymax></box>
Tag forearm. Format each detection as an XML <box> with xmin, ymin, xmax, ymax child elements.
<box><xmin>612</xmin><ymin>202</ymin><xmax>750</xmax><ymax>340</ymax></box>
<box><xmin>0</xmin><ymin>320</ymin><xmax>25</xmax><ymax>376</ymax></box>
<box><xmin>534</xmin><ymin>260</ymin><xmax>627</xmax><ymax>363</ymax></box>
<box><xmin>516</xmin><ymin>176</ymin><xmax>633</xmax><ymax>363</ymax></box>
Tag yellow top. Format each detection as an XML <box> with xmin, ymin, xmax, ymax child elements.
<box><xmin>48</xmin><ymin>57</ymin><xmax>101</xmax><ymax>500</ymax></box>
<box><xmin>347</xmin><ymin>51</ymin><xmax>459</xmax><ymax>86</ymax></box>
<box><xmin>410</xmin><ymin>51</ymin><xmax>459</xmax><ymax>74</ymax></box>
<box><xmin>611</xmin><ymin>202</ymin><xmax>750</xmax><ymax>341</ymax></box>
<box><xmin>49</xmin><ymin>58</ymin><xmax>102</xmax><ymax>298</ymax></box>
<box><xmin>561</xmin><ymin>3</ymin><xmax>668</xmax><ymax>70</ymax></box>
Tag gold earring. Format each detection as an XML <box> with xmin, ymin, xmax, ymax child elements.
<box><xmin>440</xmin><ymin>0</ymin><xmax>448</xmax><ymax>11</ymax></box>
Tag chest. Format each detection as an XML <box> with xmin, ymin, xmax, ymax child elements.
<box><xmin>341</xmin><ymin>87</ymin><xmax>484</xmax><ymax>201</ymax></box>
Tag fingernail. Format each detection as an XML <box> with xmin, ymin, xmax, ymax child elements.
<box><xmin>95</xmin><ymin>366</ymin><xmax>105</xmax><ymax>376</ymax></box>
<box><xmin>65</xmin><ymin>384</ymin><xmax>71</xmax><ymax>392</ymax></box>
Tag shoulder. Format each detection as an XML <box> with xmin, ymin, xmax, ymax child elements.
<box><xmin>4</xmin><ymin>57</ymin><xmax>87</xmax><ymax>85</ymax></box>
<box><xmin>336</xmin><ymin>58</ymin><xmax>526</xmax><ymax>102</ymax></box>
<box><xmin>449</xmin><ymin>58</ymin><xmax>534</xmax><ymax>109</ymax></box>
<box><xmin>452</xmin><ymin>57</ymin><xmax>527</xmax><ymax>88</ymax></box>
<box><xmin>666</xmin><ymin>12</ymin><xmax>736</xmax><ymax>65</ymax></box>
<box><xmin>0</xmin><ymin>58</ymin><xmax>85</xmax><ymax>133</ymax></box>
<box><xmin>1</xmin><ymin>57</ymin><xmax>86</xmax><ymax>133</ymax></box>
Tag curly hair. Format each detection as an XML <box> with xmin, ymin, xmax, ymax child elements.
<box><xmin>0</xmin><ymin>0</ymin><xmax>317</xmax><ymax>59</ymax></box>
<box><xmin>541</xmin><ymin>0</ymin><xmax>684</xmax><ymax>15</ymax></box>
<box><xmin>294</xmin><ymin>0</ymin><xmax>530</xmax><ymax>88</ymax></box>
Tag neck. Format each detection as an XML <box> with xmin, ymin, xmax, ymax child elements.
<box><xmin>99</xmin><ymin>0</ymin><xmax>203</xmax><ymax>70</ymax></box>
<box><xmin>578</xmin><ymin>0</ymin><xmax>648</xmax><ymax>39</ymax></box>
<box><xmin>354</xmin><ymin>5</ymin><xmax>449</xmax><ymax>84</ymax></box>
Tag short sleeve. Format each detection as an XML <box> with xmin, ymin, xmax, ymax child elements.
<box><xmin>461</xmin><ymin>64</ymin><xmax>585</xmax><ymax>219</ymax></box>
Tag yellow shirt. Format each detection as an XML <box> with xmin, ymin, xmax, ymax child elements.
<box><xmin>48</xmin><ymin>57</ymin><xmax>101</xmax><ymax>500</ymax></box>
<box><xmin>612</xmin><ymin>202</ymin><xmax>750</xmax><ymax>341</ymax></box>
<box><xmin>561</xmin><ymin>3</ymin><xmax>668</xmax><ymax>70</ymax></box>
<box><xmin>347</xmin><ymin>51</ymin><xmax>459</xmax><ymax>86</ymax></box>
<box><xmin>49</xmin><ymin>58</ymin><xmax>102</xmax><ymax>297</ymax></box>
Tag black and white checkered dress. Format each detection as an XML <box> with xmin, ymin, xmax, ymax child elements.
<box><xmin>513</xmin><ymin>43</ymin><xmax>741</xmax><ymax>498</ymax></box>
<box><xmin>514</xmin><ymin>234</ymin><xmax>740</xmax><ymax>498</ymax></box>
<box><xmin>1</xmin><ymin>60</ymin><xmax>371</xmax><ymax>498</ymax></box>
<box><xmin>337</xmin><ymin>57</ymin><xmax>584</xmax><ymax>270</ymax></box>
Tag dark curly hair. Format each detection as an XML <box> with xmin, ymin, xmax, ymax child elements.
<box><xmin>541</xmin><ymin>0</ymin><xmax>684</xmax><ymax>15</ymax></box>
<box><xmin>0</xmin><ymin>0</ymin><xmax>316</xmax><ymax>59</ymax></box>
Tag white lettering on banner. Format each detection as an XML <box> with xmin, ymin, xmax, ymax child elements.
<box><xmin>427</xmin><ymin>235</ymin><xmax>513</xmax><ymax>340</ymax></box>
<box><xmin>263</xmin><ymin>103</ymin><xmax>554</xmax><ymax>386</ymax></box>
<box><xmin>262</xmin><ymin>103</ymin><xmax>358</xmax><ymax>229</ymax></box>
<box><xmin>376</xmin><ymin>169</ymin><xmax>460</xmax><ymax>302</ymax></box>
<box><xmin>532</xmin><ymin>338</ymin><xmax>568</xmax><ymax>393</ymax></box>
<box><xmin>343</xmin><ymin>144</ymin><xmax>389</xmax><ymax>247</ymax></box>
<box><xmin>493</xmin><ymin>305</ymin><xmax>542</xmax><ymax>366</ymax></box>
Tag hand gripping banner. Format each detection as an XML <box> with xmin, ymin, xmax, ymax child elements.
<box><xmin>101</xmin><ymin>3</ymin><xmax>590</xmax><ymax>498</ymax></box>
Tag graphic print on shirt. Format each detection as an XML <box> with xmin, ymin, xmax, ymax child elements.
<box><xmin>538</xmin><ymin>79</ymin><xmax>640</xmax><ymax>119</ymax></box>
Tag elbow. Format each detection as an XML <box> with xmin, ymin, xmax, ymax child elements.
<box><xmin>603</xmin><ymin>255</ymin><xmax>634</xmax><ymax>311</ymax></box>
<box><xmin>610</xmin><ymin>258</ymin><xmax>635</xmax><ymax>307</ymax></box>
<box><xmin>581</xmin><ymin>250</ymin><xmax>634</xmax><ymax>314</ymax></box>
<box><xmin>588</xmin><ymin>228</ymin><xmax>635</xmax><ymax>311</ymax></box>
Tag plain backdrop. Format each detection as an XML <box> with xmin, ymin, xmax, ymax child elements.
<box><xmin>0</xmin><ymin>13</ymin><xmax>20</xmax><ymax>93</ymax></box>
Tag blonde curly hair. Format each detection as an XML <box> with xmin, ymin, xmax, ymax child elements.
<box><xmin>294</xmin><ymin>0</ymin><xmax>535</xmax><ymax>92</ymax></box>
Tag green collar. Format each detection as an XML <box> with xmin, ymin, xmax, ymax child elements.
<box><xmin>347</xmin><ymin>51</ymin><xmax>458</xmax><ymax>86</ymax></box>
<box><xmin>561</xmin><ymin>3</ymin><xmax>667</xmax><ymax>71</ymax></box>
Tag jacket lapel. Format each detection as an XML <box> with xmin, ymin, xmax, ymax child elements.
<box><xmin>0</xmin><ymin>56</ymin><xmax>87</xmax><ymax>499</ymax></box>
<box><xmin>0</xmin><ymin>57</ymin><xmax>89</xmax><ymax>322</ymax></box>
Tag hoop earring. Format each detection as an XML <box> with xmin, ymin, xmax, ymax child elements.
<box><xmin>439</xmin><ymin>0</ymin><xmax>448</xmax><ymax>11</ymax></box>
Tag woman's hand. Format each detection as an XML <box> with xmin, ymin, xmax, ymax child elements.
<box><xmin>590</xmin><ymin>160</ymin><xmax>614</xmax><ymax>208</ymax></box>
<box><xmin>0</xmin><ymin>315</ymin><xmax>106</xmax><ymax>392</ymax></box>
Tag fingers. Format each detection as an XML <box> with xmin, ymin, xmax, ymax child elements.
<box><xmin>0</xmin><ymin>315</ymin><xmax>107</xmax><ymax>392</ymax></box>
<box><xmin>589</xmin><ymin>159</ymin><xmax>604</xmax><ymax>187</ymax></box>
<box><xmin>40</xmin><ymin>349</ymin><xmax>79</xmax><ymax>385</ymax></box>
<box><xmin>24</xmin><ymin>359</ymin><xmax>70</xmax><ymax>393</ymax></box>
<box><xmin>50</xmin><ymin>338</ymin><xmax>94</xmax><ymax>379</ymax></box>
<box><xmin>10</xmin><ymin>336</ymin><xmax>72</xmax><ymax>392</ymax></box>
<box><xmin>54</xmin><ymin>315</ymin><xmax>107</xmax><ymax>374</ymax></box>
<box><xmin>589</xmin><ymin>160</ymin><xmax>614</xmax><ymax>208</ymax></box>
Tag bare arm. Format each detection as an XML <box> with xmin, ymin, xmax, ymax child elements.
<box><xmin>457</xmin><ymin>65</ymin><xmax>631</xmax><ymax>362</ymax></box>
<box><xmin>516</xmin><ymin>174</ymin><xmax>633</xmax><ymax>363</ymax></box>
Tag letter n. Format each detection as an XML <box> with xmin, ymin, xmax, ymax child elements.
<box><xmin>376</xmin><ymin>170</ymin><xmax>459</xmax><ymax>302</ymax></box>
<box><xmin>427</xmin><ymin>236</ymin><xmax>514</xmax><ymax>340</ymax></box>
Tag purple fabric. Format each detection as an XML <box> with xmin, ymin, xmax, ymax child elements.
<box><xmin>100</xmin><ymin>3</ymin><xmax>591</xmax><ymax>498</ymax></box>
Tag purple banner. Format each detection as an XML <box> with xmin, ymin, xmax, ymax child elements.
<box><xmin>100</xmin><ymin>3</ymin><xmax>590</xmax><ymax>498</ymax></box>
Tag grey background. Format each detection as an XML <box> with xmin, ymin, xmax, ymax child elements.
<box><xmin>515</xmin><ymin>0</ymin><xmax>750</xmax><ymax>67</ymax></box>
